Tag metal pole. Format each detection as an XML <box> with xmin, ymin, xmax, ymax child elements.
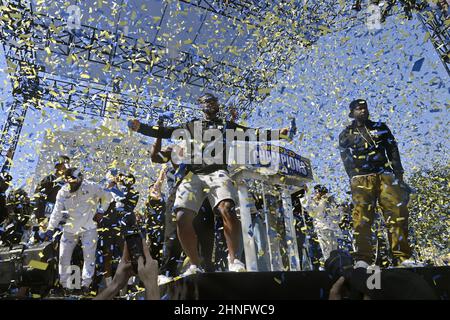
<box><xmin>300</xmin><ymin>207</ymin><xmax>313</xmax><ymax>271</ymax></box>
<box><xmin>281</xmin><ymin>188</ymin><xmax>301</xmax><ymax>271</ymax></box>
<box><xmin>236</xmin><ymin>180</ymin><xmax>258</xmax><ymax>271</ymax></box>
<box><xmin>261</xmin><ymin>183</ymin><xmax>275</xmax><ymax>271</ymax></box>
<box><xmin>263</xmin><ymin>187</ymin><xmax>284</xmax><ymax>271</ymax></box>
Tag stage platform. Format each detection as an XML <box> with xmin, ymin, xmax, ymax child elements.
<box><xmin>160</xmin><ymin>267</ymin><xmax>450</xmax><ymax>300</ymax></box>
<box><xmin>1</xmin><ymin>267</ymin><xmax>448</xmax><ymax>300</ymax></box>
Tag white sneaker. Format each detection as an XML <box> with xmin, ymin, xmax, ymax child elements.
<box><xmin>354</xmin><ymin>260</ymin><xmax>370</xmax><ymax>269</ymax></box>
<box><xmin>400</xmin><ymin>259</ymin><xmax>425</xmax><ymax>268</ymax></box>
<box><xmin>228</xmin><ymin>258</ymin><xmax>246</xmax><ymax>272</ymax></box>
<box><xmin>157</xmin><ymin>275</ymin><xmax>173</xmax><ymax>286</ymax></box>
<box><xmin>182</xmin><ymin>264</ymin><xmax>204</xmax><ymax>277</ymax></box>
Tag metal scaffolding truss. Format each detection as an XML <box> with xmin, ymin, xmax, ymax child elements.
<box><xmin>178</xmin><ymin>0</ymin><xmax>272</xmax><ymax>23</ymax></box>
<box><xmin>0</xmin><ymin>0</ymin><xmax>294</xmax><ymax>170</ymax></box>
<box><xmin>0</xmin><ymin>0</ymin><xmax>350</xmax><ymax>112</ymax></box>
<box><xmin>10</xmin><ymin>0</ymin><xmax>436</xmax><ymax>172</ymax></box>
<box><xmin>36</xmin><ymin>75</ymin><xmax>199</xmax><ymax>120</ymax></box>
<box><xmin>4</xmin><ymin>10</ymin><xmax>261</xmax><ymax>97</ymax></box>
<box><xmin>417</xmin><ymin>7</ymin><xmax>450</xmax><ymax>76</ymax></box>
<box><xmin>0</xmin><ymin>0</ymin><xmax>37</xmax><ymax>172</ymax></box>
<box><xmin>0</xmin><ymin>100</ymin><xmax>29</xmax><ymax>172</ymax></box>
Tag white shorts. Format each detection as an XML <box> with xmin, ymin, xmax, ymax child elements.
<box><xmin>173</xmin><ymin>170</ymin><xmax>238</xmax><ymax>213</ymax></box>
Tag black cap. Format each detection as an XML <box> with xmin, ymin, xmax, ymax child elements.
<box><xmin>349</xmin><ymin>99</ymin><xmax>367</xmax><ymax>118</ymax></box>
<box><xmin>54</xmin><ymin>155</ymin><xmax>70</xmax><ymax>168</ymax></box>
<box><xmin>314</xmin><ymin>184</ymin><xmax>329</xmax><ymax>194</ymax></box>
<box><xmin>197</xmin><ymin>93</ymin><xmax>218</xmax><ymax>104</ymax></box>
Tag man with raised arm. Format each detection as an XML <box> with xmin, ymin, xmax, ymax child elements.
<box><xmin>129</xmin><ymin>93</ymin><xmax>289</xmax><ymax>273</ymax></box>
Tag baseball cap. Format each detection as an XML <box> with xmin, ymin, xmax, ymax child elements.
<box><xmin>349</xmin><ymin>99</ymin><xmax>367</xmax><ymax>118</ymax></box>
<box><xmin>54</xmin><ymin>155</ymin><xmax>70</xmax><ymax>168</ymax></box>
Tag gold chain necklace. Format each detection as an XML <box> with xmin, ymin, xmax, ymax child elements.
<box><xmin>356</xmin><ymin>125</ymin><xmax>379</xmax><ymax>148</ymax></box>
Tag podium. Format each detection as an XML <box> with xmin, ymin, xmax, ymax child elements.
<box><xmin>228</xmin><ymin>143</ymin><xmax>313</xmax><ymax>272</ymax></box>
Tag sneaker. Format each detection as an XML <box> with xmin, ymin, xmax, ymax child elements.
<box><xmin>399</xmin><ymin>259</ymin><xmax>425</xmax><ymax>268</ymax></box>
<box><xmin>81</xmin><ymin>286</ymin><xmax>93</xmax><ymax>297</ymax></box>
<box><xmin>49</xmin><ymin>286</ymin><xmax>69</xmax><ymax>297</ymax></box>
<box><xmin>158</xmin><ymin>275</ymin><xmax>174</xmax><ymax>286</ymax></box>
<box><xmin>228</xmin><ymin>258</ymin><xmax>246</xmax><ymax>272</ymax></box>
<box><xmin>182</xmin><ymin>264</ymin><xmax>204</xmax><ymax>277</ymax></box>
<box><xmin>354</xmin><ymin>260</ymin><xmax>370</xmax><ymax>269</ymax></box>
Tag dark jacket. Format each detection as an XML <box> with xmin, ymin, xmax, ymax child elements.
<box><xmin>33</xmin><ymin>174</ymin><xmax>65</xmax><ymax>220</ymax></box>
<box><xmin>137</xmin><ymin>118</ymin><xmax>281</xmax><ymax>175</ymax></box>
<box><xmin>114</xmin><ymin>186</ymin><xmax>140</xmax><ymax>232</ymax></box>
<box><xmin>1</xmin><ymin>189</ymin><xmax>33</xmax><ymax>246</ymax></box>
<box><xmin>339</xmin><ymin>120</ymin><xmax>404</xmax><ymax>178</ymax></box>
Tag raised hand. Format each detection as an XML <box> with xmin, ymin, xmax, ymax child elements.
<box><xmin>128</xmin><ymin>119</ymin><xmax>141</xmax><ymax>132</ymax></box>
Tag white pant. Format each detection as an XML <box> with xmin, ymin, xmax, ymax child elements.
<box><xmin>59</xmin><ymin>229</ymin><xmax>98</xmax><ymax>288</ymax></box>
<box><xmin>316</xmin><ymin>229</ymin><xmax>340</xmax><ymax>261</ymax></box>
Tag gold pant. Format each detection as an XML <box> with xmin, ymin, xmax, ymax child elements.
<box><xmin>351</xmin><ymin>173</ymin><xmax>411</xmax><ymax>264</ymax></box>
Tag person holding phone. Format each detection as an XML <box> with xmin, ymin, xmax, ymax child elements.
<box><xmin>94</xmin><ymin>238</ymin><xmax>159</xmax><ymax>300</ymax></box>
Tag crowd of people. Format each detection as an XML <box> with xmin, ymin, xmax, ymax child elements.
<box><xmin>0</xmin><ymin>94</ymin><xmax>429</xmax><ymax>299</ymax></box>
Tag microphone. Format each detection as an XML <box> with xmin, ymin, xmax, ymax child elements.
<box><xmin>289</xmin><ymin>117</ymin><xmax>297</xmax><ymax>140</ymax></box>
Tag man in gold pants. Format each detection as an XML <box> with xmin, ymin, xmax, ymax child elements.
<box><xmin>339</xmin><ymin>99</ymin><xmax>415</xmax><ymax>267</ymax></box>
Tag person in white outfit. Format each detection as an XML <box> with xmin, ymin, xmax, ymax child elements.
<box><xmin>301</xmin><ymin>185</ymin><xmax>343</xmax><ymax>263</ymax></box>
<box><xmin>46</xmin><ymin>168</ymin><xmax>113</xmax><ymax>291</ymax></box>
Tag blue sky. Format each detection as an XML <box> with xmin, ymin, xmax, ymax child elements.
<box><xmin>1</xmin><ymin>7</ymin><xmax>449</xmax><ymax>201</ymax></box>
<box><xmin>248</xmin><ymin>13</ymin><xmax>449</xmax><ymax>200</ymax></box>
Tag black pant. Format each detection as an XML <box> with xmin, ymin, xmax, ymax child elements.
<box><xmin>194</xmin><ymin>201</ymin><xmax>215</xmax><ymax>272</ymax></box>
<box><xmin>159</xmin><ymin>198</ymin><xmax>215</xmax><ymax>276</ymax></box>
<box><xmin>159</xmin><ymin>194</ymin><xmax>181</xmax><ymax>277</ymax></box>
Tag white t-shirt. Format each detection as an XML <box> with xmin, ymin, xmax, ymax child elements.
<box><xmin>49</xmin><ymin>180</ymin><xmax>113</xmax><ymax>234</ymax></box>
